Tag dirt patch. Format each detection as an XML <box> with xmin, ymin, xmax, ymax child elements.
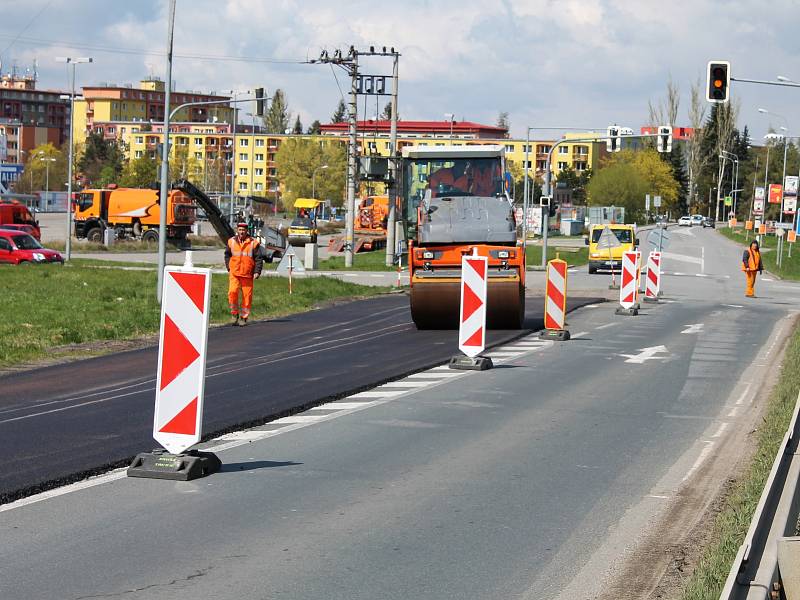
<box><xmin>596</xmin><ymin>316</ymin><xmax>795</xmax><ymax>600</ymax></box>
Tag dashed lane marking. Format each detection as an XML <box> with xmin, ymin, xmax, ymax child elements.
<box><xmin>682</xmin><ymin>440</ymin><xmax>714</xmax><ymax>482</ymax></box>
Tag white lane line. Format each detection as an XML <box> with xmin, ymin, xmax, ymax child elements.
<box><xmin>272</xmin><ymin>414</ymin><xmax>329</xmax><ymax>424</ymax></box>
<box><xmin>407</xmin><ymin>372</ymin><xmax>463</xmax><ymax>379</ymax></box>
<box><xmin>727</xmin><ymin>406</ymin><xmax>740</xmax><ymax>418</ymax></box>
<box><xmin>596</xmin><ymin>323</ymin><xmax>618</xmax><ymax>330</ymax></box>
<box><xmin>0</xmin><ymin>470</ymin><xmax>128</xmax><ymax>513</ymax></box>
<box><xmin>647</xmin><ymin>494</ymin><xmax>671</xmax><ymax>499</ymax></box>
<box><xmin>712</xmin><ymin>422</ymin><xmax>729</xmax><ymax>438</ymax></box>
<box><xmin>762</xmin><ymin>277</ymin><xmax>775</xmax><ymax>282</ymax></box>
<box><xmin>329</xmin><ymin>402</ymin><xmax>379</xmax><ymax>409</ymax></box>
<box><xmin>583</xmin><ymin>304</ymin><xmax>602</xmax><ymax>308</ymax></box>
<box><xmin>735</xmin><ymin>383</ymin><xmax>752</xmax><ymax>405</ymax></box>
<box><xmin>681</xmin><ymin>324</ymin><xmax>704</xmax><ymax>334</ymax></box>
<box><xmin>217</xmin><ymin>430</ymin><xmax>271</xmax><ymax>441</ymax></box>
<box><xmin>682</xmin><ymin>441</ymin><xmax>714</xmax><ymax>482</ymax></box>
<box><xmin>571</xmin><ymin>331</ymin><xmax>589</xmax><ymax>339</ymax></box>
<box><xmin>350</xmin><ymin>390</ymin><xmax>407</xmax><ymax>398</ymax></box>
<box><xmin>723</xmin><ymin>304</ymin><xmax>744</xmax><ymax>308</ymax></box>
<box><xmin>486</xmin><ymin>352</ymin><xmax>525</xmax><ymax>358</ymax></box>
<box><xmin>378</xmin><ymin>381</ymin><xmax>431</xmax><ymax>388</ymax></box>
<box><xmin>695</xmin><ymin>273</ymin><xmax>709</xmax><ymax>278</ymax></box>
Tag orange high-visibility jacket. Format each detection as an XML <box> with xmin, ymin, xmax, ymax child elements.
<box><xmin>741</xmin><ymin>248</ymin><xmax>762</xmax><ymax>272</ymax></box>
<box><xmin>225</xmin><ymin>236</ymin><xmax>263</xmax><ymax>277</ymax></box>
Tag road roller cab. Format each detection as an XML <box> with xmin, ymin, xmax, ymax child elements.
<box><xmin>400</xmin><ymin>145</ymin><xmax>525</xmax><ymax>330</ymax></box>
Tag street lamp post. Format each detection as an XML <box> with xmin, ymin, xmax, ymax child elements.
<box><xmin>759</xmin><ymin>108</ymin><xmax>790</xmax><ymax>220</ymax></box>
<box><xmin>56</xmin><ymin>56</ymin><xmax>92</xmax><ymax>261</ymax></box>
<box><xmin>37</xmin><ymin>153</ymin><xmax>56</xmax><ymax>212</ymax></box>
<box><xmin>312</xmin><ymin>164</ymin><xmax>328</xmax><ymax>200</ymax></box>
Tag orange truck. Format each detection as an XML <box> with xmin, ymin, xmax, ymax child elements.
<box><xmin>356</xmin><ymin>195</ymin><xmax>393</xmax><ymax>233</ymax></box>
<box><xmin>73</xmin><ymin>186</ymin><xmax>196</xmax><ymax>243</ymax></box>
<box><xmin>401</xmin><ymin>145</ymin><xmax>525</xmax><ymax>329</ymax></box>
<box><xmin>0</xmin><ymin>199</ymin><xmax>40</xmax><ymax>240</ymax></box>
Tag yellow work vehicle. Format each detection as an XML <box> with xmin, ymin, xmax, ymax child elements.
<box><xmin>585</xmin><ymin>223</ymin><xmax>638</xmax><ymax>274</ymax></box>
<box><xmin>288</xmin><ymin>198</ymin><xmax>321</xmax><ymax>246</ymax></box>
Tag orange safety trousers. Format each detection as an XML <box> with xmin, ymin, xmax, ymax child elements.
<box><xmin>228</xmin><ymin>273</ymin><xmax>254</xmax><ymax>318</ymax></box>
<box><xmin>745</xmin><ymin>271</ymin><xmax>757</xmax><ymax>297</ymax></box>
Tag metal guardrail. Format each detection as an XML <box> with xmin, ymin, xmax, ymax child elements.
<box><xmin>720</xmin><ymin>390</ymin><xmax>800</xmax><ymax>600</ymax></box>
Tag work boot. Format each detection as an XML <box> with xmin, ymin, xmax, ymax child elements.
<box><xmin>231</xmin><ymin>315</ymin><xmax>239</xmax><ymax>326</ymax></box>
<box><xmin>238</xmin><ymin>317</ymin><xmax>248</xmax><ymax>327</ymax></box>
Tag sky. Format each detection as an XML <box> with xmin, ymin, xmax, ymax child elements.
<box><xmin>0</xmin><ymin>0</ymin><xmax>797</xmax><ymax>144</ymax></box>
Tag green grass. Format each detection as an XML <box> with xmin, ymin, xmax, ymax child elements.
<box><xmin>317</xmin><ymin>249</ymin><xmax>399</xmax><ymax>271</ymax></box>
<box><xmin>719</xmin><ymin>227</ymin><xmax>800</xmax><ymax>280</ymax></box>
<box><xmin>0</xmin><ymin>263</ymin><xmax>388</xmax><ymax>367</ymax></box>
<box><xmin>680</xmin><ymin>322</ymin><xmax>800</xmax><ymax>599</ymax></box>
<box><xmin>525</xmin><ymin>244</ymin><xmax>589</xmax><ymax>267</ymax></box>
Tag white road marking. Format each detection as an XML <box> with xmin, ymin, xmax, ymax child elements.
<box><xmin>681</xmin><ymin>323</ymin><xmax>704</xmax><ymax>334</ymax></box>
<box><xmin>378</xmin><ymin>381</ymin><xmax>432</xmax><ymax>388</ymax></box>
<box><xmin>218</xmin><ymin>430</ymin><xmax>272</xmax><ymax>441</ymax></box>
<box><xmin>583</xmin><ymin>304</ymin><xmax>602</xmax><ymax>308</ymax></box>
<box><xmin>723</xmin><ymin>304</ymin><xmax>744</xmax><ymax>308</ymax></box>
<box><xmin>272</xmin><ymin>414</ymin><xmax>329</xmax><ymax>424</ymax></box>
<box><xmin>711</xmin><ymin>422</ymin><xmax>729</xmax><ymax>438</ymax></box>
<box><xmin>595</xmin><ymin>322</ymin><xmax>618</xmax><ymax>330</ymax></box>
<box><xmin>695</xmin><ymin>273</ymin><xmax>709</xmax><ymax>278</ymax></box>
<box><xmin>682</xmin><ymin>441</ymin><xmax>714</xmax><ymax>482</ymax></box>
<box><xmin>330</xmin><ymin>402</ymin><xmax>379</xmax><ymax>409</ymax></box>
<box><xmin>734</xmin><ymin>384</ymin><xmax>752</xmax><ymax>405</ymax></box>
<box><xmin>619</xmin><ymin>345</ymin><xmax>669</xmax><ymax>364</ymax></box>
<box><xmin>350</xmin><ymin>390</ymin><xmax>408</xmax><ymax>398</ymax></box>
<box><xmin>762</xmin><ymin>277</ymin><xmax>774</xmax><ymax>282</ymax></box>
<box><xmin>663</xmin><ymin>251</ymin><xmax>703</xmax><ymax>265</ymax></box>
<box><xmin>407</xmin><ymin>372</ymin><xmax>463</xmax><ymax>379</ymax></box>
<box><xmin>485</xmin><ymin>352</ymin><xmax>524</xmax><ymax>358</ymax></box>
<box><xmin>571</xmin><ymin>331</ymin><xmax>589</xmax><ymax>339</ymax></box>
<box><xmin>647</xmin><ymin>494</ymin><xmax>671</xmax><ymax>499</ymax></box>
<box><xmin>727</xmin><ymin>406</ymin><xmax>740</xmax><ymax>417</ymax></box>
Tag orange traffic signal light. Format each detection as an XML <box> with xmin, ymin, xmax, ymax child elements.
<box><xmin>706</xmin><ymin>61</ymin><xmax>730</xmax><ymax>103</ymax></box>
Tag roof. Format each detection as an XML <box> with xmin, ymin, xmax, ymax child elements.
<box><xmin>401</xmin><ymin>144</ymin><xmax>505</xmax><ymax>159</ymax></box>
<box><xmin>319</xmin><ymin>120</ymin><xmax>508</xmax><ymax>136</ymax></box>
<box><xmin>294</xmin><ymin>198</ymin><xmax>322</xmax><ymax>209</ymax></box>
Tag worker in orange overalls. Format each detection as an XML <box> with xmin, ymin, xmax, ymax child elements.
<box><xmin>225</xmin><ymin>222</ymin><xmax>263</xmax><ymax>326</ymax></box>
<box><xmin>742</xmin><ymin>239</ymin><xmax>763</xmax><ymax>298</ymax></box>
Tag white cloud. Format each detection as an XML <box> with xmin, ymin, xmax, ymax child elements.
<box><xmin>0</xmin><ymin>0</ymin><xmax>796</xmax><ymax>140</ymax></box>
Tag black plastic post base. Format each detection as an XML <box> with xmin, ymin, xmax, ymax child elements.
<box><xmin>615</xmin><ymin>307</ymin><xmax>639</xmax><ymax>316</ymax></box>
<box><xmin>127</xmin><ymin>449</ymin><xmax>221</xmax><ymax>481</ymax></box>
<box><xmin>643</xmin><ymin>295</ymin><xmax>658</xmax><ymax>303</ymax></box>
<box><xmin>608</xmin><ymin>283</ymin><xmax>619</xmax><ymax>290</ymax></box>
<box><xmin>539</xmin><ymin>329</ymin><xmax>571</xmax><ymax>341</ymax></box>
<box><xmin>448</xmin><ymin>355</ymin><xmax>493</xmax><ymax>371</ymax></box>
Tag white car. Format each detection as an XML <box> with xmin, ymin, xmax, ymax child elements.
<box><xmin>678</xmin><ymin>215</ymin><xmax>692</xmax><ymax>226</ymax></box>
<box><xmin>691</xmin><ymin>214</ymin><xmax>705</xmax><ymax>226</ymax></box>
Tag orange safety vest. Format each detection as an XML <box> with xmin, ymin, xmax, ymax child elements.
<box><xmin>228</xmin><ymin>236</ymin><xmax>260</xmax><ymax>277</ymax></box>
<box><xmin>742</xmin><ymin>248</ymin><xmax>760</xmax><ymax>272</ymax></box>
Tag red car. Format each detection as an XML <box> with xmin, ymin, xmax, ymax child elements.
<box><xmin>0</xmin><ymin>228</ymin><xmax>64</xmax><ymax>265</ymax></box>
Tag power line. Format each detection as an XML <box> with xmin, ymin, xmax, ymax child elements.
<box><xmin>0</xmin><ymin>33</ymin><xmax>307</xmax><ymax>64</ymax></box>
<box><xmin>0</xmin><ymin>1</ymin><xmax>55</xmax><ymax>59</ymax></box>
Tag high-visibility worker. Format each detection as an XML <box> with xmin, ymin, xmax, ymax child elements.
<box><xmin>742</xmin><ymin>239</ymin><xmax>763</xmax><ymax>298</ymax></box>
<box><xmin>224</xmin><ymin>222</ymin><xmax>263</xmax><ymax>326</ymax></box>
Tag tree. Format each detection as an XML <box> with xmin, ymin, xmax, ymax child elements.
<box><xmin>331</xmin><ymin>99</ymin><xmax>346</xmax><ymax>123</ymax></box>
<box><xmin>307</xmin><ymin>120</ymin><xmax>322</xmax><ymax>135</ymax></box>
<box><xmin>169</xmin><ymin>145</ymin><xmax>200</xmax><ymax>182</ymax></box>
<box><xmin>77</xmin><ymin>131</ymin><xmax>125</xmax><ymax>186</ymax></box>
<box><xmin>274</xmin><ymin>138</ymin><xmax>347</xmax><ymax>207</ymax></box>
<box><xmin>292</xmin><ymin>115</ymin><xmax>303</xmax><ymax>134</ymax></box>
<box><xmin>119</xmin><ymin>155</ymin><xmax>159</xmax><ymax>188</ymax></box>
<box><xmin>15</xmin><ymin>143</ymin><xmax>68</xmax><ymax>195</ymax></box>
<box><xmin>686</xmin><ymin>78</ymin><xmax>709</xmax><ymax>210</ymax></box>
<box><xmin>381</xmin><ymin>102</ymin><xmax>396</xmax><ymax>121</ymax></box>
<box><xmin>556</xmin><ymin>167</ymin><xmax>592</xmax><ymax>204</ymax></box>
<box><xmin>496</xmin><ymin>111</ymin><xmax>510</xmax><ymax>131</ymax></box>
<box><xmin>264</xmin><ymin>89</ymin><xmax>290</xmax><ymax>134</ymax></box>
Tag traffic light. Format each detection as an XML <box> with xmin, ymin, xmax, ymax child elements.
<box><xmin>255</xmin><ymin>87</ymin><xmax>265</xmax><ymax>116</ymax></box>
<box><xmin>706</xmin><ymin>61</ymin><xmax>730</xmax><ymax>103</ymax></box>
<box><xmin>656</xmin><ymin>125</ymin><xmax>672</xmax><ymax>153</ymax></box>
<box><xmin>606</xmin><ymin>126</ymin><xmax>621</xmax><ymax>152</ymax></box>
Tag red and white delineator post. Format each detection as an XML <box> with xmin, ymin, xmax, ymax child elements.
<box><xmin>615</xmin><ymin>250</ymin><xmax>639</xmax><ymax>316</ymax></box>
<box><xmin>540</xmin><ymin>257</ymin><xmax>570</xmax><ymax>340</ymax></box>
<box><xmin>450</xmin><ymin>249</ymin><xmax>492</xmax><ymax>370</ymax></box>
<box><xmin>644</xmin><ymin>251</ymin><xmax>661</xmax><ymax>302</ymax></box>
<box><xmin>128</xmin><ymin>252</ymin><xmax>221</xmax><ymax>481</ymax></box>
<box><xmin>634</xmin><ymin>250</ymin><xmax>642</xmax><ymax>307</ymax></box>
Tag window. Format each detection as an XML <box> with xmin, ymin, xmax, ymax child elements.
<box><xmin>255</xmin><ymin>153</ymin><xmax>264</xmax><ymax>161</ymax></box>
<box><xmin>558</xmin><ymin>146</ymin><xmax>569</xmax><ymax>155</ymax></box>
<box><xmin>574</xmin><ymin>145</ymin><xmax>589</xmax><ymax>155</ymax></box>
<box><xmin>239</xmin><ymin>168</ymin><xmax>248</xmax><ymax>176</ymax></box>
<box><xmin>574</xmin><ymin>161</ymin><xmax>588</xmax><ymax>171</ymax></box>
<box><xmin>505</xmin><ymin>144</ymin><xmax>514</xmax><ymax>152</ymax></box>
<box><xmin>194</xmin><ymin>152</ymin><xmax>203</xmax><ymax>159</ymax></box>
<box><xmin>240</xmin><ymin>138</ymin><xmax>249</xmax><ymax>146</ymax></box>
<box><xmin>239</xmin><ymin>153</ymin><xmax>248</xmax><ymax>161</ymax></box>
<box><xmin>238</xmin><ymin>182</ymin><xmax>247</xmax><ymax>191</ymax></box>
<box><xmin>195</xmin><ymin>137</ymin><xmax>203</xmax><ymax>145</ymax></box>
<box><xmin>255</xmin><ymin>168</ymin><xmax>264</xmax><ymax>176</ymax></box>
<box><xmin>254</xmin><ymin>183</ymin><xmax>263</xmax><ymax>191</ymax></box>
<box><xmin>135</xmin><ymin>150</ymin><xmax>143</xmax><ymax>158</ymax></box>
<box><xmin>255</xmin><ymin>138</ymin><xmax>264</xmax><ymax>147</ymax></box>
<box><xmin>557</xmin><ymin>161</ymin><xmax>568</xmax><ymax>170</ymax></box>
<box><xmin>538</xmin><ymin>145</ymin><xmax>551</xmax><ymax>154</ymax></box>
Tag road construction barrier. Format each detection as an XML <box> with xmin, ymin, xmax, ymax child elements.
<box><xmin>450</xmin><ymin>250</ymin><xmax>492</xmax><ymax>370</ymax></box>
<box><xmin>644</xmin><ymin>251</ymin><xmax>661</xmax><ymax>301</ymax></box>
<box><xmin>616</xmin><ymin>250</ymin><xmax>639</xmax><ymax>315</ymax></box>
<box><xmin>541</xmin><ymin>258</ymin><xmax>570</xmax><ymax>340</ymax></box>
<box><xmin>127</xmin><ymin>253</ymin><xmax>221</xmax><ymax>481</ymax></box>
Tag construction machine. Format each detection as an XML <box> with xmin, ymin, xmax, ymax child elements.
<box><xmin>400</xmin><ymin>145</ymin><xmax>525</xmax><ymax>329</ymax></box>
<box><xmin>173</xmin><ymin>179</ymin><xmax>287</xmax><ymax>262</ymax></box>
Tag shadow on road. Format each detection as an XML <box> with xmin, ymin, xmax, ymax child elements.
<box><xmin>220</xmin><ymin>460</ymin><xmax>303</xmax><ymax>473</ymax></box>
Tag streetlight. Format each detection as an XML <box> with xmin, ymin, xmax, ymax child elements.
<box><xmin>312</xmin><ymin>164</ymin><xmax>328</xmax><ymax>199</ymax></box>
<box><xmin>37</xmin><ymin>152</ymin><xmax>56</xmax><ymax>212</ymax></box>
<box><xmin>721</xmin><ymin>150</ymin><xmax>739</xmax><ymax>218</ymax></box>
<box><xmin>444</xmin><ymin>113</ymin><xmax>454</xmax><ymax>143</ymax></box>
<box><xmin>56</xmin><ymin>56</ymin><xmax>93</xmax><ymax>261</ymax></box>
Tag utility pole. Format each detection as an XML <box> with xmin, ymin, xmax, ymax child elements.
<box><xmin>156</xmin><ymin>0</ymin><xmax>176</xmax><ymax>302</ymax></box>
<box><xmin>385</xmin><ymin>52</ymin><xmax>399</xmax><ymax>267</ymax></box>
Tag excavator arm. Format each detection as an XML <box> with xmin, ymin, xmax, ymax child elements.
<box><xmin>172</xmin><ymin>179</ymin><xmax>234</xmax><ymax>244</ymax></box>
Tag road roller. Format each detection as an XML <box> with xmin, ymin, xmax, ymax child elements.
<box><xmin>399</xmin><ymin>145</ymin><xmax>526</xmax><ymax>330</ymax></box>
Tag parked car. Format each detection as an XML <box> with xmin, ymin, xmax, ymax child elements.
<box><xmin>678</xmin><ymin>215</ymin><xmax>692</xmax><ymax>226</ymax></box>
<box><xmin>702</xmin><ymin>216</ymin><xmax>716</xmax><ymax>228</ymax></box>
<box><xmin>690</xmin><ymin>214</ymin><xmax>705</xmax><ymax>226</ymax></box>
<box><xmin>0</xmin><ymin>229</ymin><xmax>64</xmax><ymax>265</ymax></box>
